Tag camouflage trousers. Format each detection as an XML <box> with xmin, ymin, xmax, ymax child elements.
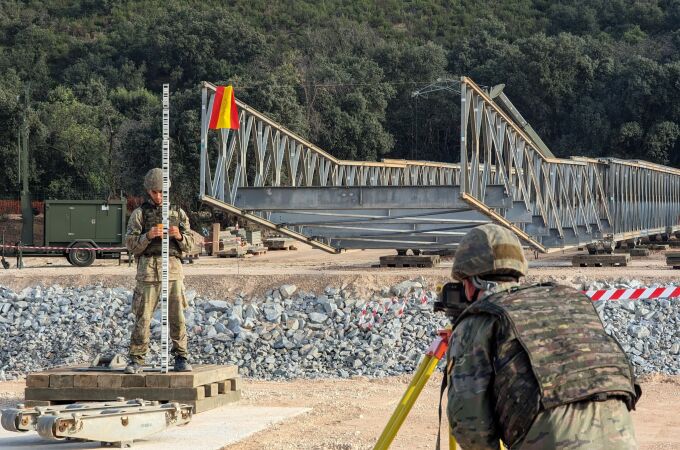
<box><xmin>129</xmin><ymin>280</ymin><xmax>188</xmax><ymax>363</ymax></box>
<box><xmin>516</xmin><ymin>398</ymin><xmax>637</xmax><ymax>449</ymax></box>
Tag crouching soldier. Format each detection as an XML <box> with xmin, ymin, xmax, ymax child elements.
<box><xmin>447</xmin><ymin>224</ymin><xmax>640</xmax><ymax>449</ymax></box>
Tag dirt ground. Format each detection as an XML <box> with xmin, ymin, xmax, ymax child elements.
<box><xmin>0</xmin><ymin>375</ymin><xmax>678</xmax><ymax>449</ymax></box>
<box><xmin>1</xmin><ymin>246</ymin><xmax>679</xmax><ymax>448</ymax></box>
<box><xmin>1</xmin><ymin>244</ymin><xmax>678</xmax><ymax>297</ymax></box>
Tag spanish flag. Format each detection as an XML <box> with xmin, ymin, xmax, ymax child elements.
<box><xmin>208</xmin><ymin>85</ymin><xmax>239</xmax><ymax>130</ymax></box>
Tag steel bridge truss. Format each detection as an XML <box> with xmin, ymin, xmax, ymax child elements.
<box><xmin>199</xmin><ymin>78</ymin><xmax>680</xmax><ymax>253</ymax></box>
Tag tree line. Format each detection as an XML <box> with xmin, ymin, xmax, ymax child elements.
<box><xmin>1</xmin><ymin>0</ymin><xmax>679</xmax><ymax>210</ymax></box>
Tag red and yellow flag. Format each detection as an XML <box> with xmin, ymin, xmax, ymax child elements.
<box><xmin>208</xmin><ymin>85</ymin><xmax>239</xmax><ymax>130</ymax></box>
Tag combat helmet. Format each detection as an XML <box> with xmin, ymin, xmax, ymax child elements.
<box><xmin>143</xmin><ymin>168</ymin><xmax>169</xmax><ymax>191</ymax></box>
<box><xmin>451</xmin><ymin>224</ymin><xmax>528</xmax><ymax>280</ymax></box>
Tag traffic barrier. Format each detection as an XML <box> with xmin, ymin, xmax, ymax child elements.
<box><xmin>585</xmin><ymin>285</ymin><xmax>680</xmax><ymax>301</ymax></box>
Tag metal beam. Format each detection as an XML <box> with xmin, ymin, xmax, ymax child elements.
<box><xmin>200</xmin><ymin>195</ymin><xmax>339</xmax><ymax>254</ymax></box>
<box><xmin>234</xmin><ymin>186</ymin><xmax>509</xmax><ymax>210</ymax></box>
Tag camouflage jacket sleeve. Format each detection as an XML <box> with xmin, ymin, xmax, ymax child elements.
<box><xmin>174</xmin><ymin>208</ymin><xmax>194</xmax><ymax>253</ymax></box>
<box><xmin>125</xmin><ymin>208</ymin><xmax>150</xmax><ymax>256</ymax></box>
<box><xmin>447</xmin><ymin>314</ymin><xmax>501</xmax><ymax>450</ymax></box>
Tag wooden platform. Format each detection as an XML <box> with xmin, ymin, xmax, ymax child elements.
<box><xmin>666</xmin><ymin>251</ymin><xmax>680</xmax><ymax>269</ymax></box>
<box><xmin>217</xmin><ymin>247</ymin><xmax>247</xmax><ymax>258</ymax></box>
<box><xmin>379</xmin><ymin>255</ymin><xmax>440</xmax><ymax>268</ymax></box>
<box><xmin>572</xmin><ymin>254</ymin><xmax>630</xmax><ymax>267</ymax></box>
<box><xmin>629</xmin><ymin>248</ymin><xmax>650</xmax><ymax>257</ymax></box>
<box><xmin>265</xmin><ymin>238</ymin><xmax>298</xmax><ymax>250</ymax></box>
<box><xmin>24</xmin><ymin>365</ymin><xmax>241</xmax><ymax>414</ymax></box>
<box><xmin>247</xmin><ymin>245</ymin><xmax>268</xmax><ymax>256</ymax></box>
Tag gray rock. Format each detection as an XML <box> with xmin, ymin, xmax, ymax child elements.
<box><xmin>279</xmin><ymin>285</ymin><xmax>297</xmax><ymax>299</ymax></box>
<box><xmin>244</xmin><ymin>304</ymin><xmax>259</xmax><ymax>319</ymax></box>
<box><xmin>309</xmin><ymin>312</ymin><xmax>328</xmax><ymax>324</ymax></box>
<box><xmin>263</xmin><ymin>304</ymin><xmax>284</xmax><ymax>322</ymax></box>
<box><xmin>207</xmin><ymin>300</ymin><xmax>230</xmax><ymax>312</ymax></box>
<box><xmin>628</xmin><ymin>325</ymin><xmax>650</xmax><ymax>339</ymax></box>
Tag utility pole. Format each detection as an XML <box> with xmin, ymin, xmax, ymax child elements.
<box><xmin>20</xmin><ymin>83</ymin><xmax>33</xmax><ymax>245</ymax></box>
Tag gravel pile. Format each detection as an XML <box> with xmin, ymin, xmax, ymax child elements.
<box><xmin>0</xmin><ymin>279</ymin><xmax>678</xmax><ymax>380</ymax></box>
<box><xmin>0</xmin><ymin>279</ymin><xmax>445</xmax><ymax>380</ymax></box>
<box><xmin>595</xmin><ymin>297</ymin><xmax>680</xmax><ymax>375</ymax></box>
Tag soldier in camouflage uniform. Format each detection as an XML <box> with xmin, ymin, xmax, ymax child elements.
<box><xmin>125</xmin><ymin>168</ymin><xmax>195</xmax><ymax>373</ymax></box>
<box><xmin>447</xmin><ymin>224</ymin><xmax>640</xmax><ymax>449</ymax></box>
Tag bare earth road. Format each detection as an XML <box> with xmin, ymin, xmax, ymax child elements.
<box><xmin>1</xmin><ymin>375</ymin><xmax>678</xmax><ymax>449</ymax></box>
<box><xmin>1</xmin><ymin>246</ymin><xmax>679</xmax><ymax>448</ymax></box>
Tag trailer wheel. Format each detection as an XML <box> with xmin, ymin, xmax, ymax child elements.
<box><xmin>68</xmin><ymin>242</ymin><xmax>96</xmax><ymax>267</ymax></box>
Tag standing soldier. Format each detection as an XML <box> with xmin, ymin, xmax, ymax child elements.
<box><xmin>447</xmin><ymin>224</ymin><xmax>640</xmax><ymax>449</ymax></box>
<box><xmin>125</xmin><ymin>168</ymin><xmax>194</xmax><ymax>373</ymax></box>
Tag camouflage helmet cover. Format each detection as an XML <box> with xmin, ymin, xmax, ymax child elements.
<box><xmin>143</xmin><ymin>168</ymin><xmax>169</xmax><ymax>191</ymax></box>
<box><xmin>452</xmin><ymin>224</ymin><xmax>528</xmax><ymax>280</ymax></box>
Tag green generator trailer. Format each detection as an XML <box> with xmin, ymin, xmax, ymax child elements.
<box><xmin>14</xmin><ymin>199</ymin><xmax>128</xmax><ymax>267</ymax></box>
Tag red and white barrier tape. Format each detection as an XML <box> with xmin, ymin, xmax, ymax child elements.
<box><xmin>355</xmin><ymin>286</ymin><xmax>679</xmax><ymax>329</ymax></box>
<box><xmin>0</xmin><ymin>237</ymin><xmax>239</xmax><ymax>253</ymax></box>
<box><xmin>584</xmin><ymin>285</ymin><xmax>680</xmax><ymax>301</ymax></box>
<box><xmin>0</xmin><ymin>244</ymin><xmax>126</xmax><ymax>252</ymax></box>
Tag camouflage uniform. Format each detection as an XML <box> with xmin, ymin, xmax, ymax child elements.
<box><xmin>125</xmin><ymin>200</ymin><xmax>194</xmax><ymax>364</ymax></box>
<box><xmin>446</xmin><ymin>224</ymin><xmax>639</xmax><ymax>449</ymax></box>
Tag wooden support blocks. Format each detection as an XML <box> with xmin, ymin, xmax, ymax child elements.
<box><xmin>23</xmin><ymin>365</ymin><xmax>241</xmax><ymax>414</ymax></box>
<box><xmin>572</xmin><ymin>254</ymin><xmax>630</xmax><ymax>267</ymax></box>
<box><xmin>629</xmin><ymin>248</ymin><xmax>650</xmax><ymax>257</ymax></box>
<box><xmin>204</xmin><ymin>383</ymin><xmax>219</xmax><ymax>397</ymax></box>
<box><xmin>666</xmin><ymin>251</ymin><xmax>680</xmax><ymax>269</ymax></box>
<box><xmin>26</xmin><ymin>374</ymin><xmax>49</xmax><ymax>388</ymax></box>
<box><xmin>379</xmin><ymin>255</ymin><xmax>440</xmax><ymax>268</ymax></box>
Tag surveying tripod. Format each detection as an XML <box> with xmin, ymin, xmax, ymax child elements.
<box><xmin>373</xmin><ymin>329</ymin><xmax>507</xmax><ymax>450</ymax></box>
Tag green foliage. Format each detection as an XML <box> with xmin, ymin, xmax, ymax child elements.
<box><xmin>0</xmin><ymin>0</ymin><xmax>679</xmax><ymax>209</ymax></box>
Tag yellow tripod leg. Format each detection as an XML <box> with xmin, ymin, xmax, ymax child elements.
<box><xmin>373</xmin><ymin>354</ymin><xmax>431</xmax><ymax>449</ymax></box>
<box><xmin>449</xmin><ymin>424</ymin><xmax>457</xmax><ymax>449</ymax></box>
<box><xmin>374</xmin><ymin>354</ymin><xmax>440</xmax><ymax>449</ymax></box>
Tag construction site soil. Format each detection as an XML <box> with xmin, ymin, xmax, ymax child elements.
<box><xmin>1</xmin><ymin>245</ymin><xmax>678</xmax><ymax>449</ymax></box>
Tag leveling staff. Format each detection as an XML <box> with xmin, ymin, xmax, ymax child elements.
<box><xmin>446</xmin><ymin>224</ymin><xmax>640</xmax><ymax>449</ymax></box>
<box><xmin>124</xmin><ymin>168</ymin><xmax>194</xmax><ymax>373</ymax></box>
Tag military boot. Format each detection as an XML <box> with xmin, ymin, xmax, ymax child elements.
<box><xmin>174</xmin><ymin>356</ymin><xmax>192</xmax><ymax>372</ymax></box>
<box><xmin>125</xmin><ymin>359</ymin><xmax>144</xmax><ymax>374</ymax></box>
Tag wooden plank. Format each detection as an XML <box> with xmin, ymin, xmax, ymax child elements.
<box><xmin>572</xmin><ymin>254</ymin><xmax>630</xmax><ymax>267</ymax></box>
<box><xmin>49</xmin><ymin>374</ymin><xmax>74</xmax><ymax>389</ymax></box>
<box><xmin>666</xmin><ymin>251</ymin><xmax>680</xmax><ymax>269</ymax></box>
<box><xmin>145</xmin><ymin>374</ymin><xmax>171</xmax><ymax>388</ymax></box>
<box><xmin>169</xmin><ymin>365</ymin><xmax>238</xmax><ymax>388</ymax></box>
<box><xmin>74</xmin><ymin>374</ymin><xmax>98</xmax><ymax>389</ymax></box>
<box><xmin>204</xmin><ymin>383</ymin><xmax>219</xmax><ymax>397</ymax></box>
<box><xmin>217</xmin><ymin>380</ymin><xmax>228</xmax><ymax>394</ymax></box>
<box><xmin>97</xmin><ymin>374</ymin><xmax>123</xmax><ymax>389</ymax></box>
<box><xmin>229</xmin><ymin>378</ymin><xmax>242</xmax><ymax>391</ymax></box>
<box><xmin>186</xmin><ymin>390</ymin><xmax>241</xmax><ymax>414</ymax></box>
<box><xmin>122</xmin><ymin>375</ymin><xmax>146</xmax><ymax>388</ymax></box>
<box><xmin>26</xmin><ymin>374</ymin><xmax>50</xmax><ymax>388</ymax></box>
<box><xmin>25</xmin><ymin>386</ymin><xmax>205</xmax><ymax>402</ymax></box>
<box><xmin>27</xmin><ymin>365</ymin><xmax>236</xmax><ymax>389</ymax></box>
<box><xmin>379</xmin><ymin>255</ymin><xmax>440</xmax><ymax>268</ymax></box>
